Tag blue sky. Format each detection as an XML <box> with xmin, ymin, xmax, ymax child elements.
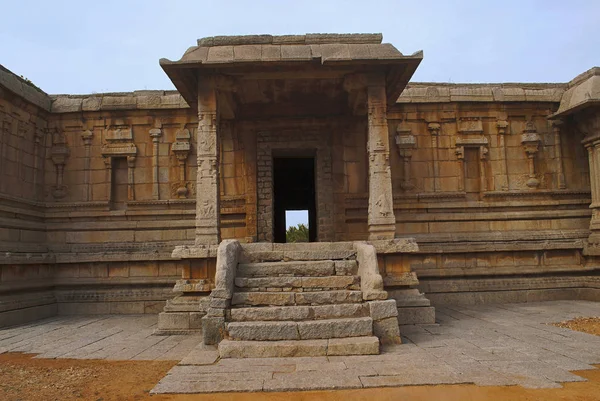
<box><xmin>1</xmin><ymin>0</ymin><xmax>599</xmax><ymax>95</ymax></box>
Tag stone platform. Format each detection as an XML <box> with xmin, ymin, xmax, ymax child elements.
<box><xmin>2</xmin><ymin>301</ymin><xmax>600</xmax><ymax>393</ymax></box>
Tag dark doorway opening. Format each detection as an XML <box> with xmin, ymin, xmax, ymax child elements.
<box><xmin>273</xmin><ymin>155</ymin><xmax>317</xmax><ymax>243</ymax></box>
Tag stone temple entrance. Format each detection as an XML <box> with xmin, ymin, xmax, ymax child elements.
<box><xmin>273</xmin><ymin>154</ymin><xmax>317</xmax><ymax>243</ymax></box>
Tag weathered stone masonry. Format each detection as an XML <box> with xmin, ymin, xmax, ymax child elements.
<box><xmin>0</xmin><ymin>36</ymin><xmax>599</xmax><ymax>329</ymax></box>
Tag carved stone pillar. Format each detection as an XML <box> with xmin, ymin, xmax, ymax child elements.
<box><xmin>81</xmin><ymin>130</ymin><xmax>93</xmax><ymax>201</ymax></box>
<box><xmin>427</xmin><ymin>122</ymin><xmax>441</xmax><ymax>192</ymax></box>
<box><xmin>195</xmin><ymin>79</ymin><xmax>220</xmax><ymax>245</ymax></box>
<box><xmin>50</xmin><ymin>128</ymin><xmax>69</xmax><ymax>199</ymax></box>
<box><xmin>551</xmin><ymin>119</ymin><xmax>567</xmax><ymax>189</ymax></box>
<box><xmin>577</xmin><ymin>110</ymin><xmax>600</xmax><ymax>252</ymax></box>
<box><xmin>521</xmin><ymin>121</ymin><xmax>541</xmax><ymax>188</ymax></box>
<box><xmin>395</xmin><ymin>123</ymin><xmax>416</xmax><ymax>191</ymax></box>
<box><xmin>172</xmin><ymin>128</ymin><xmax>191</xmax><ymax>198</ymax></box>
<box><xmin>455</xmin><ymin>146</ymin><xmax>465</xmax><ymax>191</ymax></box>
<box><xmin>366</xmin><ymin>74</ymin><xmax>395</xmax><ymax>240</ymax></box>
<box><xmin>150</xmin><ymin>127</ymin><xmax>162</xmax><ymax>200</ymax></box>
<box><xmin>496</xmin><ymin>120</ymin><xmax>509</xmax><ymax>190</ymax></box>
<box><xmin>127</xmin><ymin>155</ymin><xmax>136</xmax><ymax>201</ymax></box>
<box><xmin>103</xmin><ymin>157</ymin><xmax>112</xmax><ymax>202</ymax></box>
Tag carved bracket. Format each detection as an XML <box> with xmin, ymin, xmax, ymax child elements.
<box><xmin>50</xmin><ymin>128</ymin><xmax>69</xmax><ymax>199</ymax></box>
<box><xmin>521</xmin><ymin>121</ymin><xmax>541</xmax><ymax>188</ymax></box>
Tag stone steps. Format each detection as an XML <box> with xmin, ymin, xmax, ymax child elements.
<box><xmin>218</xmin><ymin>336</ymin><xmax>379</xmax><ymax>358</ymax></box>
<box><xmin>229</xmin><ymin>304</ymin><xmax>369</xmax><ymax>322</ymax></box>
<box><xmin>231</xmin><ymin>290</ymin><xmax>364</xmax><ymax>307</ymax></box>
<box><xmin>234</xmin><ymin>275</ymin><xmax>360</xmax><ymax>291</ymax></box>
<box><xmin>236</xmin><ymin>260</ymin><xmax>357</xmax><ymax>277</ymax></box>
<box><xmin>227</xmin><ymin>317</ymin><xmax>373</xmax><ymax>341</ymax></box>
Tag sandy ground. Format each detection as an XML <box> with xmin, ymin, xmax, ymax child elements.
<box><xmin>1</xmin><ymin>317</ymin><xmax>600</xmax><ymax>401</ymax></box>
<box><xmin>551</xmin><ymin>316</ymin><xmax>600</xmax><ymax>336</ymax></box>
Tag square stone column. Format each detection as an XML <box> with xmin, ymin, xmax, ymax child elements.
<box><xmin>367</xmin><ymin>74</ymin><xmax>396</xmax><ymax>240</ymax></box>
<box><xmin>195</xmin><ymin>79</ymin><xmax>220</xmax><ymax>245</ymax></box>
<box><xmin>577</xmin><ymin>109</ymin><xmax>600</xmax><ymax>254</ymax></box>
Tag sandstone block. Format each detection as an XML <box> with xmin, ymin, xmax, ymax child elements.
<box><xmin>301</xmin><ymin>276</ymin><xmax>357</xmax><ymax>289</ymax></box>
<box><xmin>219</xmin><ymin>339</ymin><xmax>328</xmax><ymax>358</ymax></box>
<box><xmin>368</xmin><ymin>299</ymin><xmax>399</xmax><ymax>321</ymax></box>
<box><xmin>295</xmin><ymin>290</ymin><xmax>362</xmax><ymax>305</ymax></box>
<box><xmin>227</xmin><ymin>321</ymin><xmax>299</xmax><ymax>341</ymax></box>
<box><xmin>334</xmin><ymin>260</ymin><xmax>358</xmax><ymax>275</ymax></box>
<box><xmin>230</xmin><ymin>306</ymin><xmax>311</xmax><ymax>321</ymax></box>
<box><xmin>373</xmin><ymin>316</ymin><xmax>402</xmax><ymax>345</ymax></box>
<box><xmin>312</xmin><ymin>303</ymin><xmax>370</xmax><ymax>319</ymax></box>
<box><xmin>202</xmin><ymin>316</ymin><xmax>226</xmax><ymax>345</ymax></box>
<box><xmin>209</xmin><ymin>297</ymin><xmax>231</xmax><ymax>308</ymax></box>
<box><xmin>231</xmin><ymin>291</ymin><xmax>295</xmax><ymax>306</ymax></box>
<box><xmin>327</xmin><ymin>336</ymin><xmax>379</xmax><ymax>356</ymax></box>
<box><xmin>235</xmin><ymin>276</ymin><xmax>301</xmax><ymax>288</ymax></box>
<box><xmin>157</xmin><ymin>312</ymin><xmax>189</xmax><ymax>330</ymax></box>
<box><xmin>237</xmin><ymin>261</ymin><xmax>335</xmax><ymax>277</ymax></box>
<box><xmin>297</xmin><ymin>317</ymin><xmax>372</xmax><ymax>339</ymax></box>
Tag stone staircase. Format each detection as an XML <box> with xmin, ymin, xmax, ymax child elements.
<box><xmin>201</xmin><ymin>241</ymin><xmax>403</xmax><ymax>358</ymax></box>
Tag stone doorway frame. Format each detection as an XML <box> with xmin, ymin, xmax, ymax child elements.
<box><xmin>256</xmin><ymin>129</ymin><xmax>334</xmax><ymax>242</ymax></box>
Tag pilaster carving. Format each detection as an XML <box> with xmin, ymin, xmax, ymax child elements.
<box><xmin>366</xmin><ymin>74</ymin><xmax>396</xmax><ymax>240</ymax></box>
<box><xmin>172</xmin><ymin>128</ymin><xmax>191</xmax><ymax>199</ymax></box>
<box><xmin>395</xmin><ymin>122</ymin><xmax>416</xmax><ymax>191</ymax></box>
<box><xmin>33</xmin><ymin>128</ymin><xmax>44</xmax><ymax>199</ymax></box>
<box><xmin>50</xmin><ymin>128</ymin><xmax>69</xmax><ymax>199</ymax></box>
<box><xmin>521</xmin><ymin>121</ymin><xmax>541</xmax><ymax>188</ymax></box>
<box><xmin>81</xmin><ymin>130</ymin><xmax>93</xmax><ymax>201</ymax></box>
<box><xmin>427</xmin><ymin>122</ymin><xmax>441</xmax><ymax>192</ymax></box>
<box><xmin>149</xmin><ymin>127</ymin><xmax>162</xmax><ymax>200</ymax></box>
<box><xmin>195</xmin><ymin>79</ymin><xmax>220</xmax><ymax>245</ymax></box>
<box><xmin>496</xmin><ymin>120</ymin><xmax>510</xmax><ymax>191</ymax></box>
<box><xmin>551</xmin><ymin>119</ymin><xmax>567</xmax><ymax>189</ymax></box>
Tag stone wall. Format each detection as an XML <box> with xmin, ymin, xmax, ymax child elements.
<box><xmin>1</xmin><ymin>62</ymin><xmax>599</xmax><ymax>326</ymax></box>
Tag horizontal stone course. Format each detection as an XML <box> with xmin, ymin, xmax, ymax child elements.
<box><xmin>237</xmin><ymin>260</ymin><xmax>335</xmax><ymax>277</ymax></box>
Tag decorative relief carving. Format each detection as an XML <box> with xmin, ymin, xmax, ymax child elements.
<box><xmin>521</xmin><ymin>120</ymin><xmax>541</xmax><ymax>188</ymax></box>
<box><xmin>172</xmin><ymin>128</ymin><xmax>192</xmax><ymax>198</ymax></box>
<box><xmin>458</xmin><ymin>118</ymin><xmax>483</xmax><ymax>135</ymax></box>
<box><xmin>49</xmin><ymin>128</ymin><xmax>69</xmax><ymax>199</ymax></box>
<box><xmin>81</xmin><ymin>130</ymin><xmax>93</xmax><ymax>201</ymax></box>
<box><xmin>395</xmin><ymin>122</ymin><xmax>417</xmax><ymax>190</ymax></box>
<box><xmin>101</xmin><ymin>123</ymin><xmax>137</xmax><ymax>202</ymax></box>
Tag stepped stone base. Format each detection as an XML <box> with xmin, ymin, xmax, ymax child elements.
<box><xmin>389</xmin><ymin>288</ymin><xmax>436</xmax><ymax>325</ymax></box>
<box><xmin>219</xmin><ymin>336</ymin><xmax>379</xmax><ymax>358</ymax></box>
<box><xmin>154</xmin><ymin>294</ymin><xmax>210</xmax><ymax>335</ymax></box>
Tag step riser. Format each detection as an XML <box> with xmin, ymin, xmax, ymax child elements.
<box><xmin>239</xmin><ymin>250</ymin><xmax>357</xmax><ymax>263</ymax></box>
<box><xmin>229</xmin><ymin>304</ymin><xmax>370</xmax><ymax>322</ymax></box>
<box><xmin>231</xmin><ymin>291</ymin><xmax>363</xmax><ymax>307</ymax></box>
<box><xmin>237</xmin><ymin>260</ymin><xmax>357</xmax><ymax>277</ymax></box>
<box><xmin>218</xmin><ymin>336</ymin><xmax>379</xmax><ymax>358</ymax></box>
<box><xmin>227</xmin><ymin>317</ymin><xmax>373</xmax><ymax>341</ymax></box>
<box><xmin>234</xmin><ymin>276</ymin><xmax>360</xmax><ymax>291</ymax></box>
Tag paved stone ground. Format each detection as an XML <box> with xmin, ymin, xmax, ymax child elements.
<box><xmin>0</xmin><ymin>315</ymin><xmax>201</xmax><ymax>360</ymax></box>
<box><xmin>153</xmin><ymin>300</ymin><xmax>600</xmax><ymax>393</ymax></box>
<box><xmin>1</xmin><ymin>301</ymin><xmax>599</xmax><ymax>393</ymax></box>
